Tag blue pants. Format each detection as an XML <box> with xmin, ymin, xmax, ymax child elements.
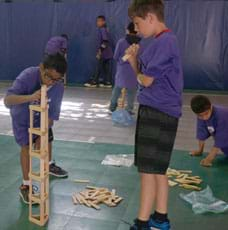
<box><xmin>109</xmin><ymin>86</ymin><xmax>136</xmax><ymax>112</ymax></box>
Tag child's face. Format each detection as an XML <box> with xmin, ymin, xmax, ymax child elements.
<box><xmin>133</xmin><ymin>14</ymin><xmax>156</xmax><ymax>38</ymax></box>
<box><xmin>96</xmin><ymin>18</ymin><xmax>105</xmax><ymax>28</ymax></box>
<box><xmin>197</xmin><ymin>108</ymin><xmax>213</xmax><ymax>120</ymax></box>
<box><xmin>40</xmin><ymin>67</ymin><xmax>63</xmax><ymax>87</ymax></box>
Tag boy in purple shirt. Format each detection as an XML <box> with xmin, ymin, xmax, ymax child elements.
<box><xmin>45</xmin><ymin>34</ymin><xmax>69</xmax><ymax>86</ymax></box>
<box><xmin>4</xmin><ymin>54</ymin><xmax>68</xmax><ymax>204</ymax></box>
<box><xmin>126</xmin><ymin>1</ymin><xmax>183</xmax><ymax>229</ymax></box>
<box><xmin>190</xmin><ymin>95</ymin><xmax>228</xmax><ymax>167</ymax></box>
<box><xmin>44</xmin><ymin>34</ymin><xmax>68</xmax><ymax>56</ymax></box>
<box><xmin>84</xmin><ymin>15</ymin><xmax>113</xmax><ymax>88</ymax></box>
<box><xmin>109</xmin><ymin>22</ymin><xmax>141</xmax><ymax>114</ymax></box>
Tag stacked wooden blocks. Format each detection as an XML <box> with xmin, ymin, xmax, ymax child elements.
<box><xmin>29</xmin><ymin>85</ymin><xmax>49</xmax><ymax>226</ymax></box>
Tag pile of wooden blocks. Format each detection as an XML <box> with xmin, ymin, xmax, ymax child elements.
<box><xmin>167</xmin><ymin>168</ymin><xmax>203</xmax><ymax>191</ymax></box>
<box><xmin>72</xmin><ymin>186</ymin><xmax>123</xmax><ymax>210</ymax></box>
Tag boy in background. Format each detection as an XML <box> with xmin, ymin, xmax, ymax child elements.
<box><xmin>4</xmin><ymin>54</ymin><xmax>68</xmax><ymax>204</ymax></box>
<box><xmin>45</xmin><ymin>34</ymin><xmax>69</xmax><ymax>85</ymax></box>
<box><xmin>44</xmin><ymin>34</ymin><xmax>68</xmax><ymax>56</ymax></box>
<box><xmin>190</xmin><ymin>95</ymin><xmax>228</xmax><ymax>167</ymax></box>
<box><xmin>109</xmin><ymin>22</ymin><xmax>141</xmax><ymax>114</ymax></box>
<box><xmin>126</xmin><ymin>0</ymin><xmax>183</xmax><ymax>229</ymax></box>
<box><xmin>84</xmin><ymin>15</ymin><xmax>113</xmax><ymax>88</ymax></box>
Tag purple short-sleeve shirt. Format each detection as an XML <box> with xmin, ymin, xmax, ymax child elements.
<box><xmin>6</xmin><ymin>67</ymin><xmax>64</xmax><ymax>146</ymax></box>
<box><xmin>197</xmin><ymin>105</ymin><xmax>228</xmax><ymax>156</ymax></box>
<box><xmin>138</xmin><ymin>31</ymin><xmax>183</xmax><ymax>118</ymax></box>
<box><xmin>97</xmin><ymin>27</ymin><xmax>113</xmax><ymax>60</ymax></box>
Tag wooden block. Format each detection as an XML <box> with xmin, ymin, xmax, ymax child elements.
<box><xmin>86</xmin><ymin>186</ymin><xmax>99</xmax><ymax>190</ymax></box>
<box><xmin>90</xmin><ymin>190</ymin><xmax>100</xmax><ymax>199</ymax></box>
<box><xmin>114</xmin><ymin>197</ymin><xmax>123</xmax><ymax>204</ymax></box>
<box><xmin>178</xmin><ymin>170</ymin><xmax>192</xmax><ymax>174</ymax></box>
<box><xmin>74</xmin><ymin>179</ymin><xmax>90</xmax><ymax>183</ymax></box>
<box><xmin>87</xmin><ymin>201</ymin><xmax>101</xmax><ymax>210</ymax></box>
<box><xmin>179</xmin><ymin>184</ymin><xmax>201</xmax><ymax>191</ymax></box>
<box><xmin>168</xmin><ymin>180</ymin><xmax>178</xmax><ymax>187</ymax></box>
<box><xmin>122</xmin><ymin>54</ymin><xmax>131</xmax><ymax>62</ymax></box>
<box><xmin>72</xmin><ymin>195</ymin><xmax>78</xmax><ymax>205</ymax></box>
<box><xmin>75</xmin><ymin>194</ymin><xmax>83</xmax><ymax>204</ymax></box>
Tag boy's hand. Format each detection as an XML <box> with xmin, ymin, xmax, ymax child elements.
<box><xmin>190</xmin><ymin>150</ymin><xmax>203</xmax><ymax>156</ymax></box>
<box><xmin>96</xmin><ymin>50</ymin><xmax>101</xmax><ymax>60</ymax></box>
<box><xmin>125</xmin><ymin>44</ymin><xmax>140</xmax><ymax>60</ymax></box>
<box><xmin>200</xmin><ymin>157</ymin><xmax>213</xmax><ymax>167</ymax></box>
<box><xmin>30</xmin><ymin>90</ymin><xmax>41</xmax><ymax>102</ymax></box>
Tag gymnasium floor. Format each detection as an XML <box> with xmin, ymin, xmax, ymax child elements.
<box><xmin>0</xmin><ymin>83</ymin><xmax>228</xmax><ymax>230</ymax></box>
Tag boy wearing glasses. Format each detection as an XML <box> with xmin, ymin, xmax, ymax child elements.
<box><xmin>4</xmin><ymin>53</ymin><xmax>68</xmax><ymax>204</ymax></box>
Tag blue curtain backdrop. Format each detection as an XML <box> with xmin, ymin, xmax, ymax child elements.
<box><xmin>0</xmin><ymin>0</ymin><xmax>228</xmax><ymax>90</ymax></box>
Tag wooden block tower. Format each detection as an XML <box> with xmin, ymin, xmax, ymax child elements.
<box><xmin>28</xmin><ymin>85</ymin><xmax>49</xmax><ymax>226</ymax></box>
<box><xmin>118</xmin><ymin>88</ymin><xmax>126</xmax><ymax>109</ymax></box>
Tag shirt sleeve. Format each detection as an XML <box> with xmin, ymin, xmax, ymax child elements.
<box><xmin>48</xmin><ymin>83</ymin><xmax>64</xmax><ymax>121</ymax></box>
<box><xmin>141</xmin><ymin>40</ymin><xmax>177</xmax><ymax>79</ymax></box>
<box><xmin>214</xmin><ymin>117</ymin><xmax>228</xmax><ymax>148</ymax></box>
<box><xmin>196</xmin><ymin>119</ymin><xmax>210</xmax><ymax>141</ymax></box>
<box><xmin>6</xmin><ymin>78</ymin><xmax>28</xmax><ymax>96</ymax></box>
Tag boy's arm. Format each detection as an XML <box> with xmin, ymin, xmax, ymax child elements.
<box><xmin>190</xmin><ymin>140</ymin><xmax>205</xmax><ymax>156</ymax></box>
<box><xmin>125</xmin><ymin>44</ymin><xmax>154</xmax><ymax>87</ymax></box>
<box><xmin>200</xmin><ymin>146</ymin><xmax>220</xmax><ymax>167</ymax></box>
<box><xmin>4</xmin><ymin>90</ymin><xmax>41</xmax><ymax>107</ymax></box>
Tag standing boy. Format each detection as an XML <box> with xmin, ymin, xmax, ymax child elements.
<box><xmin>4</xmin><ymin>54</ymin><xmax>68</xmax><ymax>204</ymax></box>
<box><xmin>126</xmin><ymin>0</ymin><xmax>183</xmax><ymax>229</ymax></box>
<box><xmin>190</xmin><ymin>95</ymin><xmax>228</xmax><ymax>167</ymax></box>
<box><xmin>109</xmin><ymin>22</ymin><xmax>141</xmax><ymax>114</ymax></box>
<box><xmin>84</xmin><ymin>15</ymin><xmax>113</xmax><ymax>88</ymax></box>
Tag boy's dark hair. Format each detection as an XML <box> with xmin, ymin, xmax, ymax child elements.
<box><xmin>97</xmin><ymin>15</ymin><xmax>106</xmax><ymax>21</ymax></box>
<box><xmin>61</xmin><ymin>34</ymin><xmax>69</xmax><ymax>41</ymax></box>
<box><xmin>43</xmin><ymin>53</ymin><xmax>67</xmax><ymax>75</ymax></box>
<box><xmin>127</xmin><ymin>22</ymin><xmax>137</xmax><ymax>34</ymax></box>
<box><xmin>128</xmin><ymin>0</ymin><xmax>164</xmax><ymax>22</ymax></box>
<box><xmin>191</xmin><ymin>95</ymin><xmax>212</xmax><ymax>114</ymax></box>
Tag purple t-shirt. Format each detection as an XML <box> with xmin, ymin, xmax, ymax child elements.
<box><xmin>114</xmin><ymin>37</ymin><xmax>137</xmax><ymax>89</ymax></box>
<box><xmin>6</xmin><ymin>67</ymin><xmax>64</xmax><ymax>146</ymax></box>
<box><xmin>197</xmin><ymin>105</ymin><xmax>228</xmax><ymax>156</ymax></box>
<box><xmin>138</xmin><ymin>31</ymin><xmax>183</xmax><ymax>118</ymax></box>
<box><xmin>97</xmin><ymin>27</ymin><xmax>113</xmax><ymax>60</ymax></box>
<box><xmin>45</xmin><ymin>36</ymin><xmax>67</xmax><ymax>55</ymax></box>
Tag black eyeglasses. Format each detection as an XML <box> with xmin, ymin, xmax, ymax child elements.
<box><xmin>44</xmin><ymin>72</ymin><xmax>63</xmax><ymax>83</ymax></box>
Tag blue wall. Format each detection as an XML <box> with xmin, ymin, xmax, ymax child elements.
<box><xmin>0</xmin><ymin>0</ymin><xmax>228</xmax><ymax>90</ymax></box>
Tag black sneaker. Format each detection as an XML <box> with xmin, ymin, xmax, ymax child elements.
<box><xmin>84</xmin><ymin>80</ymin><xmax>97</xmax><ymax>88</ymax></box>
<box><xmin>49</xmin><ymin>162</ymin><xmax>68</xmax><ymax>178</ymax></box>
<box><xmin>104</xmin><ymin>82</ymin><xmax>112</xmax><ymax>88</ymax></box>
<box><xmin>19</xmin><ymin>184</ymin><xmax>39</xmax><ymax>205</ymax></box>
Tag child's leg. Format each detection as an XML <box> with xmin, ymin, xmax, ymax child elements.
<box><xmin>155</xmin><ymin>174</ymin><xmax>169</xmax><ymax>214</ymax></box>
<box><xmin>93</xmin><ymin>59</ymin><xmax>103</xmax><ymax>84</ymax></box>
<box><xmin>109</xmin><ymin>86</ymin><xmax>122</xmax><ymax>112</ymax></box>
<box><xmin>126</xmin><ymin>89</ymin><xmax>136</xmax><ymax>112</ymax></box>
<box><xmin>138</xmin><ymin>173</ymin><xmax>156</xmax><ymax>221</ymax></box>
<box><xmin>103</xmin><ymin>59</ymin><xmax>112</xmax><ymax>84</ymax></box>
<box><xmin>20</xmin><ymin>145</ymin><xmax>29</xmax><ymax>181</ymax></box>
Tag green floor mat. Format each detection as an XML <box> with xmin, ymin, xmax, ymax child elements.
<box><xmin>0</xmin><ymin>134</ymin><xmax>228</xmax><ymax>230</ymax></box>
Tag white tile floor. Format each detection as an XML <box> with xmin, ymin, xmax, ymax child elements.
<box><xmin>1</xmin><ymin>83</ymin><xmax>228</xmax><ymax>153</ymax></box>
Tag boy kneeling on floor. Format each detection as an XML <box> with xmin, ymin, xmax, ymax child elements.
<box><xmin>190</xmin><ymin>95</ymin><xmax>228</xmax><ymax>167</ymax></box>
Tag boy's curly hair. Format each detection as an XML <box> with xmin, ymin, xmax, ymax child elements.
<box><xmin>128</xmin><ymin>0</ymin><xmax>164</xmax><ymax>22</ymax></box>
